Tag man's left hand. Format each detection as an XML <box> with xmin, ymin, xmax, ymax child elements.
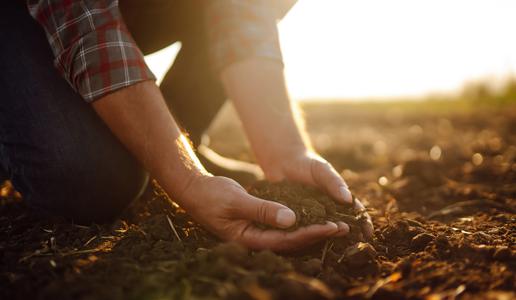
<box><xmin>261</xmin><ymin>150</ymin><xmax>374</xmax><ymax>238</ymax></box>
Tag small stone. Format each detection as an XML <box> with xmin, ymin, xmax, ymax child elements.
<box><xmin>410</xmin><ymin>233</ymin><xmax>434</xmax><ymax>250</ymax></box>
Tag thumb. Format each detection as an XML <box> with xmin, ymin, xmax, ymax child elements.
<box><xmin>233</xmin><ymin>193</ymin><xmax>296</xmax><ymax>229</ymax></box>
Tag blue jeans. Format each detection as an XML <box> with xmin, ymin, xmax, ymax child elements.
<box><xmin>0</xmin><ymin>1</ymin><xmax>226</xmax><ymax>222</ymax></box>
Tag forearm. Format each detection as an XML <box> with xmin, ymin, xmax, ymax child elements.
<box><xmin>92</xmin><ymin>81</ymin><xmax>207</xmax><ymax>200</ymax></box>
<box><xmin>221</xmin><ymin>58</ymin><xmax>361</xmax><ymax>209</ymax></box>
<box><xmin>221</xmin><ymin>59</ymin><xmax>312</xmax><ymax>172</ymax></box>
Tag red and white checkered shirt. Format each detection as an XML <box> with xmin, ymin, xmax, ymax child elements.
<box><xmin>26</xmin><ymin>0</ymin><xmax>296</xmax><ymax>103</ymax></box>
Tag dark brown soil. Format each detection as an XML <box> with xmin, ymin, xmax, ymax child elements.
<box><xmin>1</xmin><ymin>102</ymin><xmax>515</xmax><ymax>300</ymax></box>
<box><xmin>248</xmin><ymin>181</ymin><xmax>369</xmax><ymax>238</ymax></box>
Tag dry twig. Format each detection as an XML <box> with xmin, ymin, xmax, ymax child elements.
<box><xmin>166</xmin><ymin>215</ymin><xmax>182</xmax><ymax>243</ymax></box>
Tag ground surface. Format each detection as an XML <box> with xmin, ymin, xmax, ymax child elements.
<box><xmin>1</xmin><ymin>101</ymin><xmax>515</xmax><ymax>300</ymax></box>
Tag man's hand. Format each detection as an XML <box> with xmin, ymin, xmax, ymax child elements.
<box><xmin>221</xmin><ymin>58</ymin><xmax>374</xmax><ymax>240</ymax></box>
<box><xmin>177</xmin><ymin>174</ymin><xmax>349</xmax><ymax>252</ymax></box>
<box><xmin>261</xmin><ymin>149</ymin><xmax>374</xmax><ymax>239</ymax></box>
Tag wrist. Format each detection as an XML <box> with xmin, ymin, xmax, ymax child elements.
<box><xmin>161</xmin><ymin>167</ymin><xmax>211</xmax><ymax>206</ymax></box>
<box><xmin>155</xmin><ymin>134</ymin><xmax>211</xmax><ymax>204</ymax></box>
<box><xmin>259</xmin><ymin>144</ymin><xmax>310</xmax><ymax>179</ymax></box>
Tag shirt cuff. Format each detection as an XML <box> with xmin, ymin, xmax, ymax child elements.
<box><xmin>58</xmin><ymin>27</ymin><xmax>155</xmax><ymax>102</ymax></box>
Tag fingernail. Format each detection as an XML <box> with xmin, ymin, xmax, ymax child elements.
<box><xmin>325</xmin><ymin>221</ymin><xmax>339</xmax><ymax>230</ymax></box>
<box><xmin>337</xmin><ymin>222</ymin><xmax>350</xmax><ymax>236</ymax></box>
<box><xmin>340</xmin><ymin>186</ymin><xmax>352</xmax><ymax>204</ymax></box>
<box><xmin>276</xmin><ymin>209</ymin><xmax>296</xmax><ymax>228</ymax></box>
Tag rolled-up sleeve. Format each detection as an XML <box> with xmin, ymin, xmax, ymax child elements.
<box><xmin>205</xmin><ymin>0</ymin><xmax>286</xmax><ymax>72</ymax></box>
<box><xmin>26</xmin><ymin>0</ymin><xmax>155</xmax><ymax>102</ymax></box>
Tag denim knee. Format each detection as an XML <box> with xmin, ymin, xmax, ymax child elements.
<box><xmin>17</xmin><ymin>153</ymin><xmax>149</xmax><ymax>223</ymax></box>
<box><xmin>0</xmin><ymin>0</ymin><xmax>149</xmax><ymax>223</ymax></box>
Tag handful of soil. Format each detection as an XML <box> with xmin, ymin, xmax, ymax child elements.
<box><xmin>248</xmin><ymin>181</ymin><xmax>368</xmax><ymax>239</ymax></box>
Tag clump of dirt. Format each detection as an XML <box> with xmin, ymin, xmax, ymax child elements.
<box><xmin>248</xmin><ymin>181</ymin><xmax>368</xmax><ymax>238</ymax></box>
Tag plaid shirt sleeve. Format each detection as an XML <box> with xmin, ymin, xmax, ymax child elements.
<box><xmin>26</xmin><ymin>0</ymin><xmax>155</xmax><ymax>102</ymax></box>
<box><xmin>205</xmin><ymin>0</ymin><xmax>296</xmax><ymax>72</ymax></box>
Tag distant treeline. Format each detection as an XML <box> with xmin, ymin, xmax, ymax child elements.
<box><xmin>460</xmin><ymin>77</ymin><xmax>516</xmax><ymax>105</ymax></box>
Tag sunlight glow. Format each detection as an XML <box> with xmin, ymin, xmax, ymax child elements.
<box><xmin>145</xmin><ymin>0</ymin><xmax>516</xmax><ymax>101</ymax></box>
<box><xmin>279</xmin><ymin>0</ymin><xmax>516</xmax><ymax>100</ymax></box>
<box><xmin>144</xmin><ymin>43</ymin><xmax>181</xmax><ymax>86</ymax></box>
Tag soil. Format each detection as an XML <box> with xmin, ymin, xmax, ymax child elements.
<box><xmin>1</xmin><ymin>102</ymin><xmax>515</xmax><ymax>300</ymax></box>
<box><xmin>248</xmin><ymin>181</ymin><xmax>369</xmax><ymax>239</ymax></box>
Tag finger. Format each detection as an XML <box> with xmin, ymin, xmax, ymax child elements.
<box><xmin>354</xmin><ymin>198</ymin><xmax>374</xmax><ymax>239</ymax></box>
<box><xmin>238</xmin><ymin>222</ymin><xmax>339</xmax><ymax>252</ymax></box>
<box><xmin>311</xmin><ymin>159</ymin><xmax>353</xmax><ymax>204</ymax></box>
<box><xmin>335</xmin><ymin>221</ymin><xmax>350</xmax><ymax>237</ymax></box>
<box><xmin>231</xmin><ymin>192</ymin><xmax>296</xmax><ymax>229</ymax></box>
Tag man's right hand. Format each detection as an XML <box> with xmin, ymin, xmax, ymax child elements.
<box><xmin>177</xmin><ymin>175</ymin><xmax>349</xmax><ymax>252</ymax></box>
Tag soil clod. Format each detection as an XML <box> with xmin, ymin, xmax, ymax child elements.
<box><xmin>248</xmin><ymin>181</ymin><xmax>368</xmax><ymax>240</ymax></box>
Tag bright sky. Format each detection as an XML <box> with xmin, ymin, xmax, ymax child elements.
<box><xmin>145</xmin><ymin>0</ymin><xmax>516</xmax><ymax>101</ymax></box>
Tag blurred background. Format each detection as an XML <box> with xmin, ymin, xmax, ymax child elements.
<box><xmin>145</xmin><ymin>0</ymin><xmax>516</xmax><ymax>102</ymax></box>
<box><xmin>140</xmin><ymin>0</ymin><xmax>515</xmax><ymax>187</ymax></box>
